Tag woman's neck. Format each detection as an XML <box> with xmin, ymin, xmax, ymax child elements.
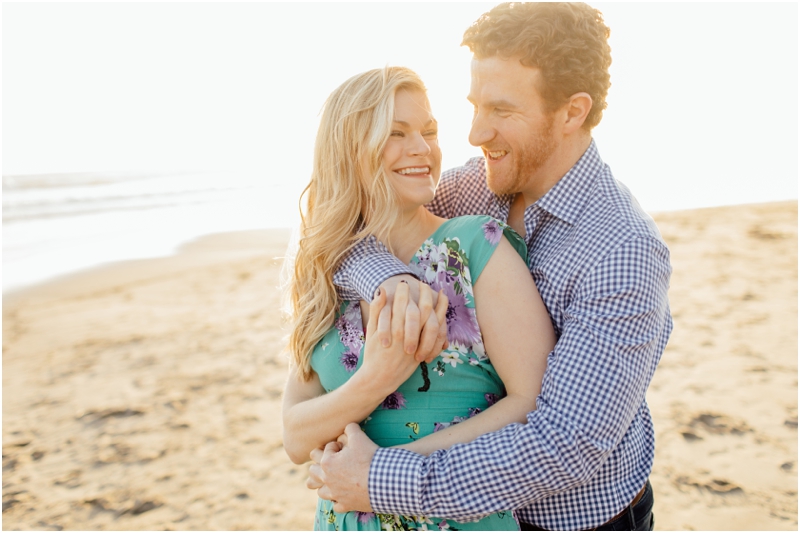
<box><xmin>386</xmin><ymin>206</ymin><xmax>446</xmax><ymax>264</ymax></box>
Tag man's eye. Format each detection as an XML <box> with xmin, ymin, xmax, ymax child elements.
<box><xmin>390</xmin><ymin>131</ymin><xmax>404</xmax><ymax>137</ymax></box>
<box><xmin>424</xmin><ymin>130</ymin><xmax>438</xmax><ymax>137</ymax></box>
<box><xmin>496</xmin><ymin>109</ymin><xmax>511</xmax><ymax>117</ymax></box>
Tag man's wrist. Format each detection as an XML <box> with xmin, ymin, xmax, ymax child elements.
<box><xmin>353</xmin><ymin>258</ymin><xmax>417</xmax><ymax>301</ymax></box>
<box><xmin>368</xmin><ymin>447</ymin><xmax>425</xmax><ymax>516</ymax></box>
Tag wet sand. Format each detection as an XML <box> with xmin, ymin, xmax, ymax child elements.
<box><xmin>2</xmin><ymin>201</ymin><xmax>797</xmax><ymax>530</ymax></box>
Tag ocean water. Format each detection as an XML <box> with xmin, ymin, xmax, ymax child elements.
<box><xmin>2</xmin><ymin>171</ymin><xmax>305</xmax><ymax>293</ymax></box>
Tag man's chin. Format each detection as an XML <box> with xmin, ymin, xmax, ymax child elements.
<box><xmin>486</xmin><ymin>171</ymin><xmax>518</xmax><ymax>197</ymax></box>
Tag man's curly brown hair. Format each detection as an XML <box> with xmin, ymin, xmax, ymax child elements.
<box><xmin>462</xmin><ymin>2</ymin><xmax>612</xmax><ymax>130</ymax></box>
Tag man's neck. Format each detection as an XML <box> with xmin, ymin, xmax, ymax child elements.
<box><xmin>519</xmin><ymin>134</ymin><xmax>592</xmax><ymax>208</ymax></box>
<box><xmin>508</xmin><ymin>134</ymin><xmax>593</xmax><ymax>237</ymax></box>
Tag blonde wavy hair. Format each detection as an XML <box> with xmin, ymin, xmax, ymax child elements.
<box><xmin>287</xmin><ymin>67</ymin><xmax>428</xmax><ymax>380</ymax></box>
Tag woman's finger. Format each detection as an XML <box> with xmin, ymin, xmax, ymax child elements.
<box><xmin>417</xmin><ymin>282</ymin><xmax>433</xmax><ymax>327</ymax></box>
<box><xmin>366</xmin><ymin>288</ymin><xmax>386</xmax><ymax>338</ymax></box>
<box><xmin>403</xmin><ymin>300</ymin><xmax>421</xmax><ymax>355</ymax></box>
<box><xmin>430</xmin><ymin>290</ymin><xmax>449</xmax><ymax>363</ymax></box>
<box><xmin>415</xmin><ymin>309</ymin><xmax>440</xmax><ymax>362</ymax></box>
<box><xmin>391</xmin><ymin>281</ymin><xmax>410</xmax><ymax>345</ymax></box>
<box><xmin>306</xmin><ymin>463</ymin><xmax>324</xmax><ymax>490</ymax></box>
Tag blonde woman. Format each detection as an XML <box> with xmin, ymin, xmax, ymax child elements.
<box><xmin>282</xmin><ymin>67</ymin><xmax>555</xmax><ymax>531</ymax></box>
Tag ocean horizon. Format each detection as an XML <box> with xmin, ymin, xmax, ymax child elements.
<box><xmin>2</xmin><ymin>170</ymin><xmax>304</xmax><ymax>293</ymax></box>
<box><xmin>2</xmin><ymin>169</ymin><xmax>796</xmax><ymax>294</ymax></box>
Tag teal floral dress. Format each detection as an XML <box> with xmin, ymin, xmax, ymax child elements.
<box><xmin>310</xmin><ymin>216</ymin><xmax>526</xmax><ymax>531</ymax></box>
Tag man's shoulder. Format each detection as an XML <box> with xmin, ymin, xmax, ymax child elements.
<box><xmin>553</xmin><ymin>166</ymin><xmax>670</xmax><ymax>284</ymax></box>
<box><xmin>585</xmin><ymin>167</ymin><xmax>667</xmax><ymax>248</ymax></box>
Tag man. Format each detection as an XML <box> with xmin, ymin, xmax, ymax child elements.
<box><xmin>309</xmin><ymin>3</ymin><xmax>672</xmax><ymax>530</ymax></box>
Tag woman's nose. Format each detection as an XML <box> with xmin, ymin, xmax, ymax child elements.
<box><xmin>408</xmin><ymin>134</ymin><xmax>432</xmax><ymax>157</ymax></box>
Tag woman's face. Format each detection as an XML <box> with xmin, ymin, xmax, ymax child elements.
<box><xmin>382</xmin><ymin>89</ymin><xmax>442</xmax><ymax>211</ymax></box>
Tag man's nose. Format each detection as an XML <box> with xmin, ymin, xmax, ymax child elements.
<box><xmin>468</xmin><ymin>111</ymin><xmax>493</xmax><ymax>147</ymax></box>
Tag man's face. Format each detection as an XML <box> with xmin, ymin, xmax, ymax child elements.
<box><xmin>468</xmin><ymin>56</ymin><xmax>559</xmax><ymax>197</ymax></box>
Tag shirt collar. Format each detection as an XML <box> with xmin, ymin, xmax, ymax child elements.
<box><xmin>533</xmin><ymin>139</ymin><xmax>604</xmax><ymax>226</ymax></box>
<box><xmin>491</xmin><ymin>139</ymin><xmax>605</xmax><ymax>225</ymax></box>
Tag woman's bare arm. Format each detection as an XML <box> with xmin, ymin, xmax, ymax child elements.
<box><xmin>397</xmin><ymin>236</ymin><xmax>555</xmax><ymax>456</ymax></box>
<box><xmin>282</xmin><ymin>286</ymin><xmax>449</xmax><ymax>464</ymax></box>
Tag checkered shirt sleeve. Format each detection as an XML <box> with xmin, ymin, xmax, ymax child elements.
<box><xmin>369</xmin><ymin>235</ymin><xmax>672</xmax><ymax>530</ymax></box>
<box><xmin>333</xmin><ymin>163</ymin><xmax>476</xmax><ymax>301</ymax></box>
<box><xmin>333</xmin><ymin>235</ymin><xmax>414</xmax><ymax>302</ymax></box>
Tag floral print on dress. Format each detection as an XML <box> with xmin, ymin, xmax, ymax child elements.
<box><xmin>482</xmin><ymin>219</ymin><xmax>503</xmax><ymax>246</ymax></box>
<box><xmin>410</xmin><ymin>238</ymin><xmax>482</xmax><ymax>357</ymax></box>
<box><xmin>433</xmin><ymin>407</ymin><xmax>482</xmax><ymax>433</ymax></box>
<box><xmin>312</xmin><ymin>216</ymin><xmax>523</xmax><ymax>531</ymax></box>
<box><xmin>381</xmin><ymin>391</ymin><xmax>406</xmax><ymax>410</ymax></box>
<box><xmin>334</xmin><ymin>301</ymin><xmax>364</xmax><ymax>373</ymax></box>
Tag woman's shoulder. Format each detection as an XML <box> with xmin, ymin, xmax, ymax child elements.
<box><xmin>435</xmin><ymin>215</ymin><xmax>525</xmax><ymax>259</ymax></box>
<box><xmin>415</xmin><ymin>215</ymin><xmax>526</xmax><ymax>288</ymax></box>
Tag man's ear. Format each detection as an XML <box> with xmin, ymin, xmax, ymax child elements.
<box><xmin>562</xmin><ymin>92</ymin><xmax>592</xmax><ymax>134</ymax></box>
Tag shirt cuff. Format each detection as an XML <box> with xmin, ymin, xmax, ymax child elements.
<box><xmin>368</xmin><ymin>447</ymin><xmax>424</xmax><ymax>516</ymax></box>
<box><xmin>351</xmin><ymin>255</ymin><xmax>418</xmax><ymax>302</ymax></box>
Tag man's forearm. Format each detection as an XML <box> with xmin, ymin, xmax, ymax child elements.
<box><xmin>333</xmin><ymin>237</ymin><xmax>415</xmax><ymax>301</ymax></box>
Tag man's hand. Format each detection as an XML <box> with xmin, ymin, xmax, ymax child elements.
<box><xmin>376</xmin><ymin>276</ymin><xmax>449</xmax><ymax>363</ymax></box>
<box><xmin>307</xmin><ymin>423</ymin><xmax>378</xmax><ymax>513</ymax></box>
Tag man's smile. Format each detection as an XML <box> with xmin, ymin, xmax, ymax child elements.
<box><xmin>486</xmin><ymin>150</ymin><xmax>508</xmax><ymax>161</ymax></box>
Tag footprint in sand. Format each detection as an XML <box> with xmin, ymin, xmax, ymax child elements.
<box><xmin>675</xmin><ymin>475</ymin><xmax>745</xmax><ymax>496</ymax></box>
<box><xmin>680</xmin><ymin>412</ymin><xmax>752</xmax><ymax>441</ymax></box>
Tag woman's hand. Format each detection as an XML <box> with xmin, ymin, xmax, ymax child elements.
<box><xmin>360</xmin><ymin>281</ymin><xmax>448</xmax><ymax>392</ymax></box>
<box><xmin>373</xmin><ymin>275</ymin><xmax>450</xmax><ymax>363</ymax></box>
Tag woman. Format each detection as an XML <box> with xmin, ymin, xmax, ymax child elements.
<box><xmin>282</xmin><ymin>67</ymin><xmax>555</xmax><ymax>531</ymax></box>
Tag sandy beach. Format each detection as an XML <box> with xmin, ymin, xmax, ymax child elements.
<box><xmin>3</xmin><ymin>201</ymin><xmax>797</xmax><ymax>530</ymax></box>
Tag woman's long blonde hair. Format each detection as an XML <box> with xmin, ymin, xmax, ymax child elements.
<box><xmin>287</xmin><ymin>67</ymin><xmax>427</xmax><ymax>380</ymax></box>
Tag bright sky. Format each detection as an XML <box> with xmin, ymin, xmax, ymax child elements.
<box><xmin>3</xmin><ymin>2</ymin><xmax>798</xmax><ymax>213</ymax></box>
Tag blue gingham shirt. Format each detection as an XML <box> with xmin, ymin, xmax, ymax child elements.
<box><xmin>334</xmin><ymin>140</ymin><xmax>672</xmax><ymax>530</ymax></box>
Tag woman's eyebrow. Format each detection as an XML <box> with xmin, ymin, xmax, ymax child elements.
<box><xmin>392</xmin><ymin>118</ymin><xmax>438</xmax><ymax>127</ymax></box>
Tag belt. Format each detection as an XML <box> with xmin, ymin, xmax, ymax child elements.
<box><xmin>599</xmin><ymin>482</ymin><xmax>648</xmax><ymax>528</ymax></box>
<box><xmin>521</xmin><ymin>482</ymin><xmax>649</xmax><ymax>531</ymax></box>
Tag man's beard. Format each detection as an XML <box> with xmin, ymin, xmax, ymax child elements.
<box><xmin>486</xmin><ymin>116</ymin><xmax>557</xmax><ymax>197</ymax></box>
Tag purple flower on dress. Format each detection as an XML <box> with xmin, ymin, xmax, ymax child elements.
<box><xmin>433</xmin><ymin>422</ymin><xmax>448</xmax><ymax>433</ymax></box>
<box><xmin>433</xmin><ymin>263</ymin><xmax>460</xmax><ymax>290</ymax></box>
<box><xmin>483</xmin><ymin>219</ymin><xmax>502</xmax><ymax>246</ymax></box>
<box><xmin>335</xmin><ymin>317</ymin><xmax>362</xmax><ymax>350</ymax></box>
<box><xmin>339</xmin><ymin>350</ymin><xmax>359</xmax><ymax>372</ymax></box>
<box><xmin>356</xmin><ymin>512</ymin><xmax>375</xmax><ymax>524</ymax></box>
<box><xmin>334</xmin><ymin>302</ymin><xmax>365</xmax><ymax>360</ymax></box>
<box><xmin>440</xmin><ymin>283</ymin><xmax>481</xmax><ymax>348</ymax></box>
<box><xmin>438</xmin><ymin>520</ymin><xmax>451</xmax><ymax>530</ymax></box>
<box><xmin>381</xmin><ymin>391</ymin><xmax>406</xmax><ymax>410</ymax></box>
<box><xmin>484</xmin><ymin>393</ymin><xmax>500</xmax><ymax>407</ymax></box>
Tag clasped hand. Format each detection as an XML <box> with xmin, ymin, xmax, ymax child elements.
<box><xmin>306</xmin><ymin>276</ymin><xmax>449</xmax><ymax>511</ymax></box>
<box><xmin>371</xmin><ymin>275</ymin><xmax>449</xmax><ymax>363</ymax></box>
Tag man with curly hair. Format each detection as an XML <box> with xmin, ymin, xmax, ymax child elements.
<box><xmin>309</xmin><ymin>3</ymin><xmax>671</xmax><ymax>530</ymax></box>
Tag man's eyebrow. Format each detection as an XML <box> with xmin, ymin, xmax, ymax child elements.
<box><xmin>467</xmin><ymin>96</ymin><xmax>520</xmax><ymax>110</ymax></box>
